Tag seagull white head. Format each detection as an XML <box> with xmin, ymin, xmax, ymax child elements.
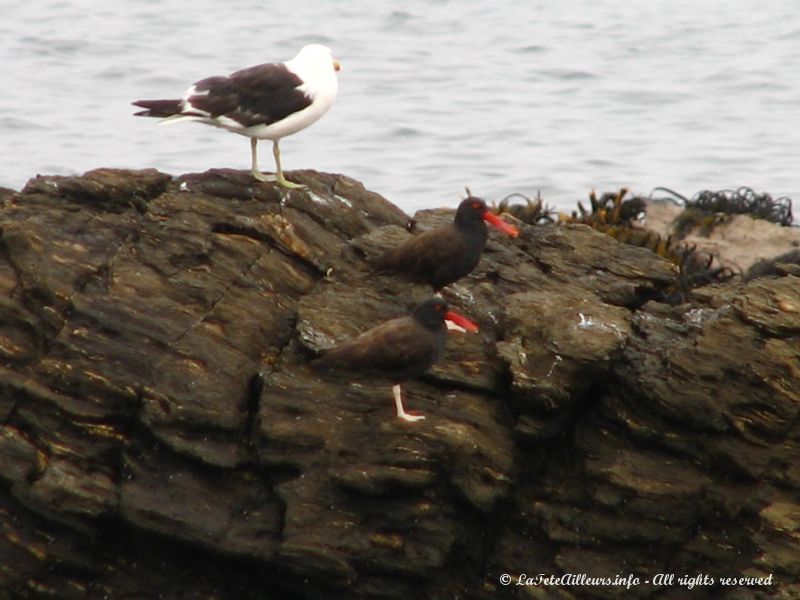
<box><xmin>289</xmin><ymin>44</ymin><xmax>342</xmax><ymax>75</ymax></box>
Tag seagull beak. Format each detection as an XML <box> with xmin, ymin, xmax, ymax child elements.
<box><xmin>333</xmin><ymin>59</ymin><xmax>342</xmax><ymax>72</ymax></box>
<box><xmin>482</xmin><ymin>211</ymin><xmax>519</xmax><ymax>237</ymax></box>
<box><xmin>444</xmin><ymin>310</ymin><xmax>479</xmax><ymax>333</ymax></box>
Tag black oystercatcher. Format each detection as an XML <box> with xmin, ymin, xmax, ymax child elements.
<box><xmin>311</xmin><ymin>298</ymin><xmax>478</xmax><ymax>422</ymax></box>
<box><xmin>133</xmin><ymin>44</ymin><xmax>341</xmax><ymax>189</ymax></box>
<box><xmin>371</xmin><ymin>196</ymin><xmax>519</xmax><ymax>291</ymax></box>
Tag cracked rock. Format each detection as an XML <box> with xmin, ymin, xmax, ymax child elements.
<box><xmin>0</xmin><ymin>168</ymin><xmax>798</xmax><ymax>599</ymax></box>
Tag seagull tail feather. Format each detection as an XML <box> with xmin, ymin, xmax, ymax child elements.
<box><xmin>132</xmin><ymin>99</ymin><xmax>183</xmax><ymax>118</ymax></box>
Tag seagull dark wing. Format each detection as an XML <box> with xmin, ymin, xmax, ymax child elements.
<box><xmin>186</xmin><ymin>63</ymin><xmax>312</xmax><ymax>127</ymax></box>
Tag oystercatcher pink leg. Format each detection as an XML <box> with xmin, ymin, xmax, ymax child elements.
<box><xmin>393</xmin><ymin>384</ymin><xmax>425</xmax><ymax>422</ymax></box>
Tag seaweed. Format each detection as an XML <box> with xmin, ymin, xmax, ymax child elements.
<box><xmin>564</xmin><ymin>187</ymin><xmax>647</xmax><ymax>228</ymax></box>
<box><xmin>491</xmin><ymin>192</ymin><xmax>557</xmax><ymax>225</ymax></box>
<box><xmin>493</xmin><ymin>185</ymin><xmax>794</xmax><ymax>305</ymax></box>
<box><xmin>560</xmin><ymin>187</ymin><xmax>737</xmax><ymax>304</ymax></box>
<box><xmin>663</xmin><ymin>245</ymin><xmax>736</xmax><ymax>304</ymax></box>
<box><xmin>653</xmin><ymin>186</ymin><xmax>794</xmax><ymax>238</ymax></box>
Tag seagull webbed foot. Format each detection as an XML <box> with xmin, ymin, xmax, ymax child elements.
<box><xmin>251</xmin><ymin>170</ymin><xmax>305</xmax><ymax>189</ymax></box>
<box><xmin>275</xmin><ymin>172</ymin><xmax>306</xmax><ymax>190</ymax></box>
<box><xmin>251</xmin><ymin>169</ymin><xmax>274</xmax><ymax>183</ymax></box>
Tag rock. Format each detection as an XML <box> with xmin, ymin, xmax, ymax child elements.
<box><xmin>644</xmin><ymin>200</ymin><xmax>800</xmax><ymax>274</ymax></box>
<box><xmin>0</xmin><ymin>168</ymin><xmax>798</xmax><ymax>599</ymax></box>
<box><xmin>497</xmin><ymin>286</ymin><xmax>632</xmax><ymax>414</ymax></box>
<box><xmin>744</xmin><ymin>248</ymin><xmax>800</xmax><ymax>282</ymax></box>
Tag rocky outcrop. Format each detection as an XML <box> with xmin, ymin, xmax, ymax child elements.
<box><xmin>0</xmin><ymin>168</ymin><xmax>797</xmax><ymax>599</ymax></box>
<box><xmin>645</xmin><ymin>200</ymin><xmax>800</xmax><ymax>275</ymax></box>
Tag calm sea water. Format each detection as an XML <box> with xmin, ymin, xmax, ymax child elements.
<box><xmin>1</xmin><ymin>0</ymin><xmax>798</xmax><ymax>213</ymax></box>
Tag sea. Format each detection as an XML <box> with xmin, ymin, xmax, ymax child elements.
<box><xmin>1</xmin><ymin>0</ymin><xmax>798</xmax><ymax>214</ymax></box>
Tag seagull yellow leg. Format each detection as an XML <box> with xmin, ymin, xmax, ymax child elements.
<box><xmin>272</xmin><ymin>140</ymin><xmax>305</xmax><ymax>189</ymax></box>
<box><xmin>250</xmin><ymin>138</ymin><xmax>271</xmax><ymax>182</ymax></box>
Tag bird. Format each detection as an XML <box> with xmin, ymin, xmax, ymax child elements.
<box><xmin>133</xmin><ymin>44</ymin><xmax>340</xmax><ymax>189</ymax></box>
<box><xmin>371</xmin><ymin>196</ymin><xmax>519</xmax><ymax>292</ymax></box>
<box><xmin>311</xmin><ymin>298</ymin><xmax>478</xmax><ymax>422</ymax></box>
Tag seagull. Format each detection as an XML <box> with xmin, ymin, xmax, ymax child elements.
<box><xmin>133</xmin><ymin>44</ymin><xmax>340</xmax><ymax>189</ymax></box>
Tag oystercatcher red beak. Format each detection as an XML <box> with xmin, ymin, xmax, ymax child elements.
<box><xmin>482</xmin><ymin>211</ymin><xmax>519</xmax><ymax>237</ymax></box>
<box><xmin>444</xmin><ymin>310</ymin><xmax>479</xmax><ymax>332</ymax></box>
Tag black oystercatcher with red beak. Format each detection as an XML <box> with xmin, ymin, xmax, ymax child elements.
<box><xmin>372</xmin><ymin>196</ymin><xmax>519</xmax><ymax>291</ymax></box>
<box><xmin>311</xmin><ymin>298</ymin><xmax>478</xmax><ymax>422</ymax></box>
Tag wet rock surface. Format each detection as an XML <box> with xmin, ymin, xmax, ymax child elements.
<box><xmin>0</xmin><ymin>168</ymin><xmax>797</xmax><ymax>599</ymax></box>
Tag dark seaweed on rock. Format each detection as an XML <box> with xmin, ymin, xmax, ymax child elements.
<box><xmin>654</xmin><ymin>186</ymin><xmax>794</xmax><ymax>238</ymax></box>
<box><xmin>661</xmin><ymin>245</ymin><xmax>736</xmax><ymax>304</ymax></box>
<box><xmin>560</xmin><ymin>187</ymin><xmax>738</xmax><ymax>304</ymax></box>
<box><xmin>491</xmin><ymin>192</ymin><xmax>557</xmax><ymax>225</ymax></box>
<box><xmin>564</xmin><ymin>187</ymin><xmax>647</xmax><ymax>227</ymax></box>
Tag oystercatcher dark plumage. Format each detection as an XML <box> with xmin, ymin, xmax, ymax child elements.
<box><xmin>133</xmin><ymin>44</ymin><xmax>340</xmax><ymax>189</ymax></box>
<box><xmin>311</xmin><ymin>298</ymin><xmax>478</xmax><ymax>422</ymax></box>
<box><xmin>371</xmin><ymin>196</ymin><xmax>519</xmax><ymax>291</ymax></box>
